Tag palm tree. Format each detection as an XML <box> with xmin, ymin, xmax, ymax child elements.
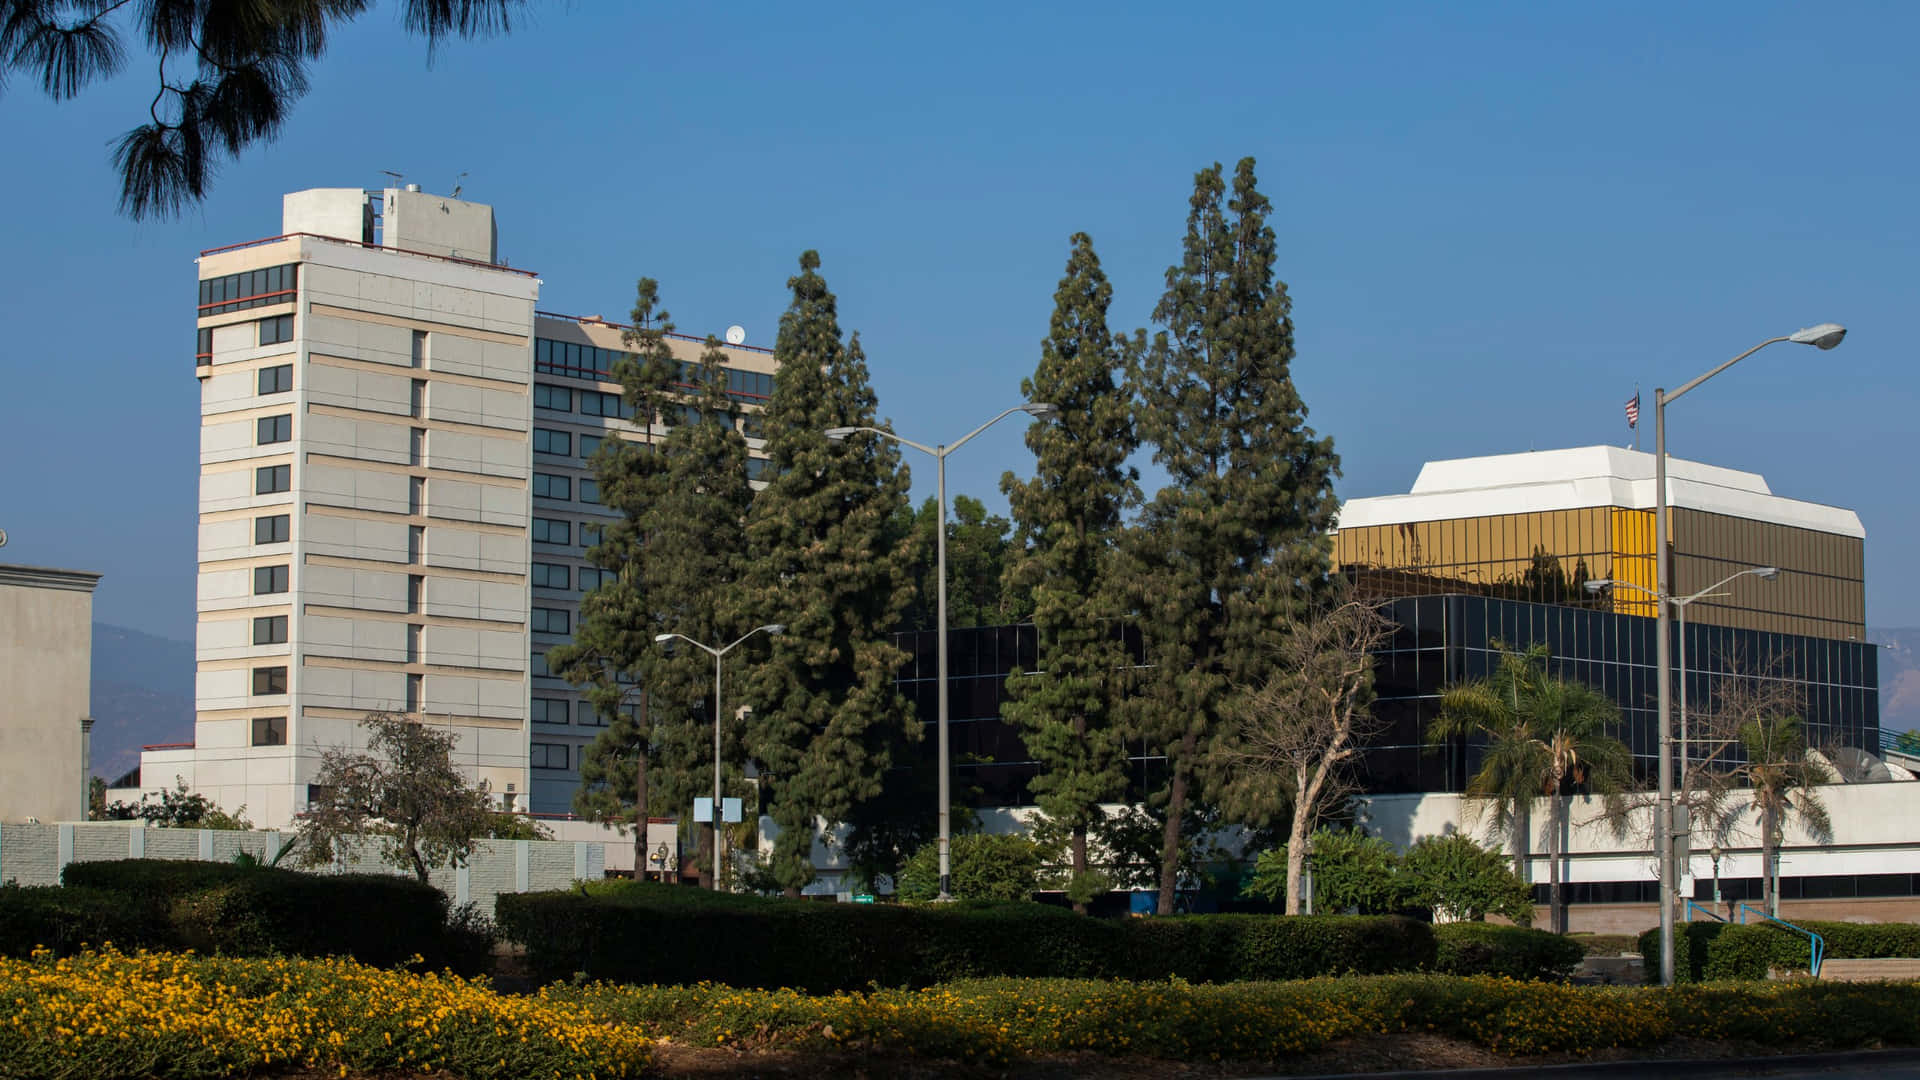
<box><xmin>1730</xmin><ymin>713</ymin><xmax>1831</xmax><ymax>917</ymax></box>
<box><xmin>1432</xmin><ymin>643</ymin><xmax>1632</xmax><ymax>934</ymax></box>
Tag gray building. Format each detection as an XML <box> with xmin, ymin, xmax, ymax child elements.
<box><xmin>0</xmin><ymin>562</ymin><xmax>101</xmax><ymax>822</ymax></box>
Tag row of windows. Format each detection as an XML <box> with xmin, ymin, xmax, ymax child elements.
<box><xmin>534</xmin><ymin>338</ymin><xmax>775</xmax><ymax>400</ymax></box>
<box><xmin>197</xmin><ymin>316</ymin><xmax>296</xmax><ymax>365</ymax></box>
<box><xmin>531</xmin><ymin>518</ymin><xmax>606</xmax><ymax>549</ymax></box>
<box><xmin>531</xmin><ymin>697</ymin><xmax>618</xmax><ymax>727</ymax></box>
<box><xmin>534</xmin><ymin>382</ymin><xmax>764</xmax><ymax>437</ymax></box>
<box><xmin>199</xmin><ymin>263</ymin><xmax>297</xmax><ymax>315</ymax></box>
<box><xmin>532</xmin><ymin>472</ymin><xmax>599</xmax><ymax>504</ymax></box>
<box><xmin>528</xmin><ymin>562</ymin><xmax>609</xmax><ymax>592</ymax></box>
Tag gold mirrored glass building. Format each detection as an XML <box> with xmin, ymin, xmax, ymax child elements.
<box><xmin>1335</xmin><ymin>446</ymin><xmax>1866</xmax><ymax>642</ymax></box>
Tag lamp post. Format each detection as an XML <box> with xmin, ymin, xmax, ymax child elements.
<box><xmin>1639</xmin><ymin>322</ymin><xmax>1845</xmax><ymax>987</ymax></box>
<box><xmin>655</xmin><ymin>624</ymin><xmax>785</xmax><ymax>891</ymax></box>
<box><xmin>1588</xmin><ymin>565</ymin><xmax>1779</xmax><ymax>777</ymax></box>
<box><xmin>1710</xmin><ymin>839</ymin><xmax>1724</xmax><ymax>919</ymax></box>
<box><xmin>827</xmin><ymin>403</ymin><xmax>1058</xmax><ymax>900</ymax></box>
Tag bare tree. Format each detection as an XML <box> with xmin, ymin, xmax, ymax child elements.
<box><xmin>1234</xmin><ymin>598</ymin><xmax>1392</xmax><ymax>914</ymax></box>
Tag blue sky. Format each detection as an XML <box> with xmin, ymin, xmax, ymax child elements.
<box><xmin>1</xmin><ymin>1</ymin><xmax>1914</xmax><ymax>641</ymax></box>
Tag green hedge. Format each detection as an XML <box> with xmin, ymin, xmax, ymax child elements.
<box><xmin>1432</xmin><ymin>922</ymin><xmax>1584</xmax><ymax>979</ymax></box>
<box><xmin>495</xmin><ymin>882</ymin><xmax>1436</xmax><ymax>990</ymax></box>
<box><xmin>43</xmin><ymin>859</ymin><xmax>466</xmax><ymax>968</ymax></box>
<box><xmin>1641</xmin><ymin>919</ymin><xmax>1920</xmax><ymax>982</ymax></box>
<box><xmin>0</xmin><ymin>885</ymin><xmax>168</xmax><ymax>957</ymax></box>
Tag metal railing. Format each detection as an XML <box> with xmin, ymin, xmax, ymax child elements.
<box><xmin>1683</xmin><ymin>900</ymin><xmax>1727</xmax><ymax>922</ymax></box>
<box><xmin>1737</xmin><ymin>903</ymin><xmax>1826</xmax><ymax>977</ymax></box>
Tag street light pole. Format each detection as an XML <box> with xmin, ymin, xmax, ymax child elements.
<box><xmin>1647</xmin><ymin>322</ymin><xmax>1844</xmax><ymax>988</ymax></box>
<box><xmin>655</xmin><ymin>624</ymin><xmax>785</xmax><ymax>891</ymax></box>
<box><xmin>1591</xmin><ymin>565</ymin><xmax>1777</xmax><ymax>931</ymax></box>
<box><xmin>827</xmin><ymin>403</ymin><xmax>1057</xmax><ymax>900</ymax></box>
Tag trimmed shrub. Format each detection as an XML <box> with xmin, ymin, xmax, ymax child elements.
<box><xmin>1432</xmin><ymin>922</ymin><xmax>1583</xmax><ymax>979</ymax></box>
<box><xmin>166</xmin><ymin>872</ymin><xmax>449</xmax><ymax>967</ymax></box>
<box><xmin>497</xmin><ymin>883</ymin><xmax>1434</xmax><ymax>989</ymax></box>
<box><xmin>61</xmin><ymin>858</ymin><xmax>251</xmax><ymax>904</ymax></box>
<box><xmin>0</xmin><ymin>885</ymin><xmax>169</xmax><ymax>957</ymax></box>
<box><xmin>1642</xmin><ymin>918</ymin><xmax>1920</xmax><ymax>982</ymax></box>
<box><xmin>1122</xmin><ymin>914</ymin><xmax>1434</xmax><ymax>981</ymax></box>
<box><xmin>56</xmin><ymin>859</ymin><xmax>451</xmax><ymax>966</ymax></box>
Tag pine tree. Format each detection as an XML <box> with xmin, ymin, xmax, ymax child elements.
<box><xmin>735</xmin><ymin>252</ymin><xmax>917</xmax><ymax>894</ymax></box>
<box><xmin>1123</xmin><ymin>159</ymin><xmax>1341</xmax><ymax>914</ymax></box>
<box><xmin>999</xmin><ymin>232</ymin><xmax>1139</xmax><ymax>913</ymax></box>
<box><xmin>631</xmin><ymin>337</ymin><xmax>755</xmax><ymax>886</ymax></box>
<box><xmin>897</xmin><ymin>494</ymin><xmax>1023</xmax><ymax>632</ymax></box>
<box><xmin>548</xmin><ymin>279</ymin><xmax>700</xmax><ymax>875</ymax></box>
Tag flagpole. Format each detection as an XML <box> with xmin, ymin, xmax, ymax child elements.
<box><xmin>1633</xmin><ymin>383</ymin><xmax>1641</xmax><ymax>452</ymax></box>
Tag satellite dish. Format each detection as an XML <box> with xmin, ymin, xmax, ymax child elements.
<box><xmin>0</xmin><ymin>527</ymin><xmax>7</xmax><ymax>547</ymax></box>
<box><xmin>724</xmin><ymin>325</ymin><xmax>747</xmax><ymax>346</ymax></box>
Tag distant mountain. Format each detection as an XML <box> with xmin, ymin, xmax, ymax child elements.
<box><xmin>90</xmin><ymin>623</ymin><xmax>194</xmax><ymax>781</ymax></box>
<box><xmin>1871</xmin><ymin>628</ymin><xmax>1920</xmax><ymax>738</ymax></box>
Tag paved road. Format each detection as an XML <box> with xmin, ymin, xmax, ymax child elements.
<box><xmin>1276</xmin><ymin>1050</ymin><xmax>1920</xmax><ymax>1080</ymax></box>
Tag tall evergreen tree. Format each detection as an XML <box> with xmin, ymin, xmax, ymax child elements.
<box><xmin>999</xmin><ymin>232</ymin><xmax>1139</xmax><ymax>913</ymax></box>
<box><xmin>547</xmin><ymin>279</ymin><xmax>695</xmax><ymax>874</ymax></box>
<box><xmin>1122</xmin><ymin>159</ymin><xmax>1341</xmax><ymax>913</ymax></box>
<box><xmin>897</xmin><ymin>494</ymin><xmax>1023</xmax><ymax>632</ymax></box>
<box><xmin>735</xmin><ymin>252</ymin><xmax>917</xmax><ymax>894</ymax></box>
<box><xmin>633</xmin><ymin>337</ymin><xmax>755</xmax><ymax>885</ymax></box>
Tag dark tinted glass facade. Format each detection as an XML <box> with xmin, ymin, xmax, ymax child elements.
<box><xmin>891</xmin><ymin>596</ymin><xmax>1878</xmax><ymax>806</ymax></box>
<box><xmin>891</xmin><ymin>622</ymin><xmax>1153</xmax><ymax>808</ymax></box>
<box><xmin>1361</xmin><ymin>594</ymin><xmax>1880</xmax><ymax>794</ymax></box>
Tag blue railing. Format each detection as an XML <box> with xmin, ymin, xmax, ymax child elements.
<box><xmin>1737</xmin><ymin>903</ymin><xmax>1826</xmax><ymax>977</ymax></box>
<box><xmin>1683</xmin><ymin>900</ymin><xmax>1726</xmax><ymax>922</ymax></box>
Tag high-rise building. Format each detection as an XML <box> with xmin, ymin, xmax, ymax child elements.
<box><xmin>141</xmin><ymin>187</ymin><xmax>774</xmax><ymax>826</ymax></box>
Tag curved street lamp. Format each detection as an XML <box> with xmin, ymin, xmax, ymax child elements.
<box><xmin>655</xmin><ymin>623</ymin><xmax>785</xmax><ymax>890</ymax></box>
<box><xmin>827</xmin><ymin>403</ymin><xmax>1057</xmax><ymax>899</ymax></box>
<box><xmin>1587</xmin><ymin>566</ymin><xmax>1778</xmax><ymax>776</ymax></box>
<box><xmin>1643</xmin><ymin>322</ymin><xmax>1844</xmax><ymax>987</ymax></box>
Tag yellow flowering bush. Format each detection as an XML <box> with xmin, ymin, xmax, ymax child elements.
<box><xmin>0</xmin><ymin>947</ymin><xmax>650</xmax><ymax>1080</ymax></box>
<box><xmin>551</xmin><ymin>973</ymin><xmax>1920</xmax><ymax>1066</ymax></box>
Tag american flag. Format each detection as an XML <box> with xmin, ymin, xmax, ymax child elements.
<box><xmin>1625</xmin><ymin>392</ymin><xmax>1640</xmax><ymax>429</ymax></box>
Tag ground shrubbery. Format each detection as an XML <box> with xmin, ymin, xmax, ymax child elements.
<box><xmin>1432</xmin><ymin>922</ymin><xmax>1585</xmax><ymax>979</ymax></box>
<box><xmin>0</xmin><ymin>948</ymin><xmax>651</xmax><ymax>1079</ymax></box>
<box><xmin>1646</xmin><ymin>919</ymin><xmax>1920</xmax><ymax>982</ymax></box>
<box><xmin>550</xmin><ymin>972</ymin><xmax>1920</xmax><ymax>1064</ymax></box>
<box><xmin>1</xmin><ymin>860</ymin><xmax>489</xmax><ymax>971</ymax></box>
<box><xmin>13</xmin><ymin>945</ymin><xmax>1920</xmax><ymax>1076</ymax></box>
<box><xmin>496</xmin><ymin>881</ymin><xmax>1436</xmax><ymax>989</ymax></box>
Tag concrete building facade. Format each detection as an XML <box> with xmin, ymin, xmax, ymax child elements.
<box><xmin>0</xmin><ymin>563</ymin><xmax>101</xmax><ymax>823</ymax></box>
<box><xmin>141</xmin><ymin>187</ymin><xmax>774</xmax><ymax>828</ymax></box>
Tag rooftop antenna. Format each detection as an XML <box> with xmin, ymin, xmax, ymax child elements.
<box><xmin>451</xmin><ymin>171</ymin><xmax>467</xmax><ymax>199</ymax></box>
<box><xmin>380</xmin><ymin>170</ymin><xmax>404</xmax><ymax>189</ymax></box>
